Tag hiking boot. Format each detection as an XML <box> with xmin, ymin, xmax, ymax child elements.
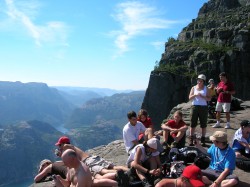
<box><xmin>212</xmin><ymin>122</ymin><xmax>221</xmax><ymax>128</ymax></box>
<box><xmin>170</xmin><ymin>141</ymin><xmax>177</xmax><ymax>148</ymax></box>
<box><xmin>142</xmin><ymin>178</ymin><xmax>153</xmax><ymax>187</ymax></box>
<box><xmin>225</xmin><ymin>123</ymin><xmax>231</xmax><ymax>129</ymax></box>
<box><xmin>189</xmin><ymin>136</ymin><xmax>195</xmax><ymax>146</ymax></box>
<box><xmin>201</xmin><ymin>136</ymin><xmax>206</xmax><ymax>146</ymax></box>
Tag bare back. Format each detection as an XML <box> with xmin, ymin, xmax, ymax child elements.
<box><xmin>62</xmin><ymin>144</ymin><xmax>89</xmax><ymax>161</ymax></box>
<box><xmin>67</xmin><ymin>162</ymin><xmax>92</xmax><ymax>187</ymax></box>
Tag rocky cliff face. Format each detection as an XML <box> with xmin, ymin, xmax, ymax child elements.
<box><xmin>142</xmin><ymin>0</ymin><xmax>250</xmax><ymax>129</ymax></box>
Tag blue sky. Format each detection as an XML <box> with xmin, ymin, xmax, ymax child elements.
<box><xmin>0</xmin><ymin>0</ymin><xmax>207</xmax><ymax>90</ymax></box>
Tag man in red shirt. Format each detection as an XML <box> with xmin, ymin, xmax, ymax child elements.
<box><xmin>213</xmin><ymin>72</ymin><xmax>235</xmax><ymax>129</ymax></box>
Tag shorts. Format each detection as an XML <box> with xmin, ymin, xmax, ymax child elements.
<box><xmin>190</xmin><ymin>105</ymin><xmax>208</xmax><ymax>128</ymax></box>
<box><xmin>82</xmin><ymin>155</ymin><xmax>114</xmax><ymax>176</ymax></box>
<box><xmin>215</xmin><ymin>102</ymin><xmax>231</xmax><ymax>112</ymax></box>
<box><xmin>202</xmin><ymin>167</ymin><xmax>239</xmax><ymax>182</ymax></box>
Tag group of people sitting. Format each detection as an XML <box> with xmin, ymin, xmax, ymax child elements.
<box><xmin>34</xmin><ymin>107</ymin><xmax>250</xmax><ymax>187</ymax></box>
<box><xmin>122</xmin><ymin>109</ymin><xmax>250</xmax><ymax>187</ymax></box>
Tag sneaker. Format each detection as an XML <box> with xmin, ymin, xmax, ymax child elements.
<box><xmin>225</xmin><ymin>123</ymin><xmax>231</xmax><ymax>129</ymax></box>
<box><xmin>212</xmin><ymin>122</ymin><xmax>221</xmax><ymax>128</ymax></box>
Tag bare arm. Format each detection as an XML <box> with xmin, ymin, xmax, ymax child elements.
<box><xmin>133</xmin><ymin>147</ymin><xmax>148</xmax><ymax>174</ymax></box>
<box><xmin>161</xmin><ymin>123</ymin><xmax>173</xmax><ymax>131</ymax></box>
<box><xmin>189</xmin><ymin>87</ymin><xmax>196</xmax><ymax>100</ymax></box>
<box><xmin>34</xmin><ymin>164</ymin><xmax>52</xmax><ymax>183</ymax></box>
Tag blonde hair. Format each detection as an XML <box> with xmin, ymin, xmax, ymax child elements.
<box><xmin>174</xmin><ymin>110</ymin><xmax>183</xmax><ymax>118</ymax></box>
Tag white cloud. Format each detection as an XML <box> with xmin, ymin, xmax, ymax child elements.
<box><xmin>111</xmin><ymin>1</ymin><xmax>177</xmax><ymax>57</ymax></box>
<box><xmin>150</xmin><ymin>41</ymin><xmax>165</xmax><ymax>50</ymax></box>
<box><xmin>3</xmin><ymin>0</ymin><xmax>68</xmax><ymax>47</ymax></box>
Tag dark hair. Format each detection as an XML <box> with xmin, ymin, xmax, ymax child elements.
<box><xmin>194</xmin><ymin>155</ymin><xmax>211</xmax><ymax>170</ymax></box>
<box><xmin>127</xmin><ymin>111</ymin><xmax>137</xmax><ymax>119</ymax></box>
<box><xmin>240</xmin><ymin>120</ymin><xmax>250</xmax><ymax>127</ymax></box>
<box><xmin>219</xmin><ymin>72</ymin><xmax>227</xmax><ymax>78</ymax></box>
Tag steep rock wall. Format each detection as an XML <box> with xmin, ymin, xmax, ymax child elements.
<box><xmin>142</xmin><ymin>0</ymin><xmax>250</xmax><ymax>130</ymax></box>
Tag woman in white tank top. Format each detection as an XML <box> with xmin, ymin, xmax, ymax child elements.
<box><xmin>188</xmin><ymin>74</ymin><xmax>211</xmax><ymax>146</ymax></box>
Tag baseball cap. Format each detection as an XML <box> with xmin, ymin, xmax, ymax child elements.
<box><xmin>182</xmin><ymin>165</ymin><xmax>205</xmax><ymax>187</ymax></box>
<box><xmin>147</xmin><ymin>138</ymin><xmax>158</xmax><ymax>150</ymax></box>
<box><xmin>209</xmin><ymin>131</ymin><xmax>227</xmax><ymax>142</ymax></box>
<box><xmin>197</xmin><ymin>74</ymin><xmax>206</xmax><ymax>81</ymax></box>
<box><xmin>240</xmin><ymin>120</ymin><xmax>250</xmax><ymax>127</ymax></box>
<box><xmin>55</xmin><ymin>136</ymin><xmax>70</xmax><ymax>146</ymax></box>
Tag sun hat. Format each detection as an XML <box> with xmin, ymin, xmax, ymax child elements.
<box><xmin>147</xmin><ymin>138</ymin><xmax>158</xmax><ymax>150</ymax></box>
<box><xmin>55</xmin><ymin>136</ymin><xmax>70</xmax><ymax>146</ymax></box>
<box><xmin>209</xmin><ymin>131</ymin><xmax>227</xmax><ymax>142</ymax></box>
<box><xmin>182</xmin><ymin>165</ymin><xmax>205</xmax><ymax>187</ymax></box>
<box><xmin>197</xmin><ymin>74</ymin><xmax>206</xmax><ymax>81</ymax></box>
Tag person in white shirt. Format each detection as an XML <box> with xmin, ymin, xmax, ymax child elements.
<box><xmin>127</xmin><ymin>138</ymin><xmax>162</xmax><ymax>187</ymax></box>
<box><xmin>123</xmin><ymin>111</ymin><xmax>147</xmax><ymax>154</ymax></box>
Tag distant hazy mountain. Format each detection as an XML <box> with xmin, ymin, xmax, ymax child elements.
<box><xmin>65</xmin><ymin>91</ymin><xmax>145</xmax><ymax>129</ymax></box>
<box><xmin>0</xmin><ymin>120</ymin><xmax>63</xmax><ymax>185</ymax></box>
<box><xmin>0</xmin><ymin>81</ymin><xmax>74</xmax><ymax>126</ymax></box>
<box><xmin>53</xmin><ymin>86</ymin><xmax>135</xmax><ymax>97</ymax></box>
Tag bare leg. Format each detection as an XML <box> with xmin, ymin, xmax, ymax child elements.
<box><xmin>113</xmin><ymin>165</ymin><xmax>129</xmax><ymax>172</ymax></box>
<box><xmin>190</xmin><ymin>127</ymin><xmax>196</xmax><ymax>136</ymax></box>
<box><xmin>220</xmin><ymin>179</ymin><xmax>238</xmax><ymax>187</ymax></box>
<box><xmin>201</xmin><ymin>127</ymin><xmax>206</xmax><ymax>137</ymax></box>
<box><xmin>216</xmin><ymin>111</ymin><xmax>221</xmax><ymax>122</ymax></box>
<box><xmin>99</xmin><ymin>168</ymin><xmax>117</xmax><ymax>175</ymax></box>
<box><xmin>163</xmin><ymin>130</ymin><xmax>169</xmax><ymax>143</ymax></box>
<box><xmin>92</xmin><ymin>178</ymin><xmax>118</xmax><ymax>187</ymax></box>
<box><xmin>95</xmin><ymin>173</ymin><xmax>116</xmax><ymax>180</ymax></box>
<box><xmin>226</xmin><ymin>112</ymin><xmax>230</xmax><ymax>123</ymax></box>
<box><xmin>175</xmin><ymin>131</ymin><xmax>185</xmax><ymax>143</ymax></box>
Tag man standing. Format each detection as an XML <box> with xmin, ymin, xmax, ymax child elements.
<box><xmin>213</xmin><ymin>72</ymin><xmax>235</xmax><ymax>129</ymax></box>
<box><xmin>123</xmin><ymin>111</ymin><xmax>147</xmax><ymax>154</ymax></box>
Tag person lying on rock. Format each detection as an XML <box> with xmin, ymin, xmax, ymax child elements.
<box><xmin>126</xmin><ymin>138</ymin><xmax>162</xmax><ymax>187</ymax></box>
<box><xmin>34</xmin><ymin>159</ymin><xmax>68</xmax><ymax>183</ymax></box>
<box><xmin>54</xmin><ymin>136</ymin><xmax>129</xmax><ymax>186</ymax></box>
<box><xmin>161</xmin><ymin>110</ymin><xmax>188</xmax><ymax>148</ymax></box>
<box><xmin>195</xmin><ymin>131</ymin><xmax>239</xmax><ymax>187</ymax></box>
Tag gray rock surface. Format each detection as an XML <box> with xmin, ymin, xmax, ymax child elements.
<box><xmin>31</xmin><ymin>100</ymin><xmax>250</xmax><ymax>187</ymax></box>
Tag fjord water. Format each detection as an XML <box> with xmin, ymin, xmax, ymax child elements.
<box><xmin>1</xmin><ymin>178</ymin><xmax>33</xmax><ymax>187</ymax></box>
